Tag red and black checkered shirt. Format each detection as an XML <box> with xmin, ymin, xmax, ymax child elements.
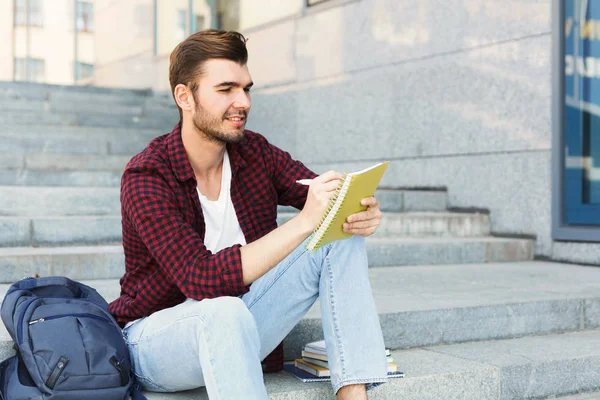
<box><xmin>108</xmin><ymin>123</ymin><xmax>317</xmax><ymax>372</ymax></box>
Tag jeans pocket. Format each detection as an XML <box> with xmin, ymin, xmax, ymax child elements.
<box><xmin>123</xmin><ymin>317</ymin><xmax>146</xmax><ymax>345</ymax></box>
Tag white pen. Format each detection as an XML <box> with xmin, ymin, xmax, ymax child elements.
<box><xmin>296</xmin><ymin>179</ymin><xmax>313</xmax><ymax>185</ymax></box>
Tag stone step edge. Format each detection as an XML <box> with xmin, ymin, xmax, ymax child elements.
<box><xmin>0</xmin><ymin>292</ymin><xmax>597</xmax><ymax>352</ymax></box>
<box><xmin>0</xmin><ymin>236</ymin><xmax>533</xmax><ymax>254</ymax></box>
<box><xmin>2</xmin><ymin>259</ymin><xmax>597</xmax><ymax>353</ymax></box>
<box><xmin>0</xmin><ymin>211</ymin><xmax>486</xmax><ymax>220</ymax></box>
<box><xmin>556</xmin><ymin>393</ymin><xmax>600</xmax><ymax>399</ymax></box>
<box><xmin>3</xmin><ymin>329</ymin><xmax>600</xmax><ymax>399</ymax></box>
<box><xmin>137</xmin><ymin>329</ymin><xmax>600</xmax><ymax>399</ymax></box>
<box><xmin>0</xmin><ymin>341</ymin><xmax>496</xmax><ymax>400</ymax></box>
<box><xmin>0</xmin><ymin>246</ymin><xmax>124</xmax><ymax>256</ymax></box>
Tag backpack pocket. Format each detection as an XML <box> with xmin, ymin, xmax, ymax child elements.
<box><xmin>20</xmin><ymin>298</ymin><xmax>130</xmax><ymax>393</ymax></box>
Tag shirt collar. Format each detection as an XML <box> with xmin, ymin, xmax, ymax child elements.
<box><xmin>167</xmin><ymin>122</ymin><xmax>248</xmax><ymax>184</ymax></box>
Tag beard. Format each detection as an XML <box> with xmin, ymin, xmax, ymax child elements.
<box><xmin>192</xmin><ymin>103</ymin><xmax>247</xmax><ymax>145</ymax></box>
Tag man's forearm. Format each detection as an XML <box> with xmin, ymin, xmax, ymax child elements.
<box><xmin>240</xmin><ymin>214</ymin><xmax>314</xmax><ymax>285</ymax></box>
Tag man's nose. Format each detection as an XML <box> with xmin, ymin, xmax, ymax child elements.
<box><xmin>233</xmin><ymin>90</ymin><xmax>251</xmax><ymax>109</ymax></box>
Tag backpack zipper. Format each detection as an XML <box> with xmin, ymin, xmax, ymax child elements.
<box><xmin>29</xmin><ymin>313</ymin><xmax>110</xmax><ymax>325</ymax></box>
<box><xmin>18</xmin><ymin>297</ymin><xmax>119</xmax><ymax>344</ymax></box>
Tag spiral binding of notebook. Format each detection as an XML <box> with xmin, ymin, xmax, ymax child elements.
<box><xmin>306</xmin><ymin>172</ymin><xmax>351</xmax><ymax>251</ymax></box>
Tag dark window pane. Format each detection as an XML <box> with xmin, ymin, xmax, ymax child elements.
<box><xmin>29</xmin><ymin>0</ymin><xmax>43</xmax><ymax>27</ymax></box>
<box><xmin>78</xmin><ymin>62</ymin><xmax>94</xmax><ymax>80</ymax></box>
<box><xmin>77</xmin><ymin>1</ymin><xmax>94</xmax><ymax>32</ymax></box>
<box><xmin>14</xmin><ymin>57</ymin><xmax>45</xmax><ymax>82</ymax></box>
<box><xmin>563</xmin><ymin>0</ymin><xmax>600</xmax><ymax>224</ymax></box>
<box><xmin>14</xmin><ymin>58</ymin><xmax>26</xmax><ymax>80</ymax></box>
<box><xmin>195</xmin><ymin>14</ymin><xmax>205</xmax><ymax>31</ymax></box>
<box><xmin>14</xmin><ymin>0</ymin><xmax>27</xmax><ymax>26</ymax></box>
<box><xmin>176</xmin><ymin>9</ymin><xmax>187</xmax><ymax>40</ymax></box>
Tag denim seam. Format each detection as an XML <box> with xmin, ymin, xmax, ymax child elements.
<box><xmin>134</xmin><ymin>371</ymin><xmax>172</xmax><ymax>393</ymax></box>
<box><xmin>333</xmin><ymin>377</ymin><xmax>389</xmax><ymax>394</ymax></box>
<box><xmin>196</xmin><ymin>315</ymin><xmax>224</xmax><ymax>400</ymax></box>
<box><xmin>246</xmin><ymin>246</ymin><xmax>308</xmax><ymax>310</ymax></box>
<box><xmin>325</xmin><ymin>255</ymin><xmax>347</xmax><ymax>378</ymax></box>
<box><xmin>126</xmin><ymin>313</ymin><xmax>204</xmax><ymax>345</ymax></box>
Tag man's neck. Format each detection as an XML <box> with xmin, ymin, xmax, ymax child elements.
<box><xmin>181</xmin><ymin>118</ymin><xmax>226</xmax><ymax>181</ymax></box>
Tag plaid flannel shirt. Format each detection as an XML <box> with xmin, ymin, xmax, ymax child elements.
<box><xmin>108</xmin><ymin>123</ymin><xmax>317</xmax><ymax>372</ymax></box>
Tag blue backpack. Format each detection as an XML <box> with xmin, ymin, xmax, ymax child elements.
<box><xmin>0</xmin><ymin>277</ymin><xmax>146</xmax><ymax>400</ymax></box>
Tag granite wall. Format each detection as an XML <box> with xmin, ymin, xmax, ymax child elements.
<box><xmin>242</xmin><ymin>0</ymin><xmax>600</xmax><ymax>264</ymax></box>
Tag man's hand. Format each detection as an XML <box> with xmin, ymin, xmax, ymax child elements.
<box><xmin>343</xmin><ymin>196</ymin><xmax>382</xmax><ymax>237</ymax></box>
<box><xmin>298</xmin><ymin>170</ymin><xmax>344</xmax><ymax>232</ymax></box>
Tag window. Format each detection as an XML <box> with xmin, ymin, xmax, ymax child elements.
<box><xmin>14</xmin><ymin>0</ymin><xmax>26</xmax><ymax>26</ymax></box>
<box><xmin>77</xmin><ymin>62</ymin><xmax>94</xmax><ymax>80</ymax></box>
<box><xmin>14</xmin><ymin>0</ymin><xmax>43</xmax><ymax>27</ymax></box>
<box><xmin>14</xmin><ymin>58</ymin><xmax>45</xmax><ymax>82</ymax></box>
<box><xmin>216</xmin><ymin>12</ymin><xmax>223</xmax><ymax>30</ymax></box>
<box><xmin>195</xmin><ymin>15</ymin><xmax>205</xmax><ymax>32</ymax></box>
<box><xmin>553</xmin><ymin>0</ymin><xmax>600</xmax><ymax>241</ymax></box>
<box><xmin>14</xmin><ymin>58</ymin><xmax>26</xmax><ymax>81</ymax></box>
<box><xmin>77</xmin><ymin>1</ymin><xmax>94</xmax><ymax>32</ymax></box>
<box><xmin>28</xmin><ymin>0</ymin><xmax>42</xmax><ymax>26</ymax></box>
<box><xmin>176</xmin><ymin>9</ymin><xmax>187</xmax><ymax>41</ymax></box>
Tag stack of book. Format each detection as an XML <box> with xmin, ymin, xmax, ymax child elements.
<box><xmin>293</xmin><ymin>340</ymin><xmax>399</xmax><ymax>378</ymax></box>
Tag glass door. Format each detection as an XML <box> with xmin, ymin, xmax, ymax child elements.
<box><xmin>564</xmin><ymin>0</ymin><xmax>600</xmax><ymax>225</ymax></box>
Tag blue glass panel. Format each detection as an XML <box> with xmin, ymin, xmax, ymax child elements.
<box><xmin>564</xmin><ymin>0</ymin><xmax>600</xmax><ymax>225</ymax></box>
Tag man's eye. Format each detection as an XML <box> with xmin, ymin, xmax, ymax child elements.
<box><xmin>219</xmin><ymin>88</ymin><xmax>231</xmax><ymax>92</ymax></box>
<box><xmin>244</xmin><ymin>88</ymin><xmax>251</xmax><ymax>93</ymax></box>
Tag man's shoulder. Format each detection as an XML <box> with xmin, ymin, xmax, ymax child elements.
<box><xmin>125</xmin><ymin>132</ymin><xmax>171</xmax><ymax>173</ymax></box>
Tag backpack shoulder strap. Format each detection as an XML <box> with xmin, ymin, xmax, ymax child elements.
<box><xmin>13</xmin><ymin>277</ymin><xmax>82</xmax><ymax>296</ymax></box>
<box><xmin>130</xmin><ymin>377</ymin><xmax>148</xmax><ymax>400</ymax></box>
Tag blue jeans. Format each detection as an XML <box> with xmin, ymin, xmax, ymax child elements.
<box><xmin>122</xmin><ymin>235</ymin><xmax>388</xmax><ymax>399</ymax></box>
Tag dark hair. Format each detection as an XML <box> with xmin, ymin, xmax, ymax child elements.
<box><xmin>169</xmin><ymin>29</ymin><xmax>248</xmax><ymax>120</ymax></box>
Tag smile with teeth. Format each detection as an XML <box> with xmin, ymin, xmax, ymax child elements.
<box><xmin>228</xmin><ymin>117</ymin><xmax>243</xmax><ymax>121</ymax></box>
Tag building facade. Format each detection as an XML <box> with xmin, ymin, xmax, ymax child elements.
<box><xmin>0</xmin><ymin>0</ymin><xmax>597</xmax><ymax>265</ymax></box>
<box><xmin>0</xmin><ymin>0</ymin><xmax>223</xmax><ymax>88</ymax></box>
<box><xmin>90</xmin><ymin>0</ymin><xmax>219</xmax><ymax>90</ymax></box>
<box><xmin>0</xmin><ymin>0</ymin><xmax>95</xmax><ymax>85</ymax></box>
<box><xmin>242</xmin><ymin>0</ymin><xmax>599</xmax><ymax>265</ymax></box>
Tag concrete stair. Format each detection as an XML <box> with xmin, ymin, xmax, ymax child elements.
<box><xmin>0</xmin><ymin>187</ymin><xmax>428</xmax><ymax>216</ymax></box>
<box><xmin>1</xmin><ymin>127</ymin><xmax>159</xmax><ymax>155</ymax></box>
<box><xmin>2</xmin><ymin>82</ymin><xmax>598</xmax><ymax>399</ymax></box>
<box><xmin>0</xmin><ymin>212</ymin><xmax>492</xmax><ymax>246</ymax></box>
<box><xmin>0</xmin><ymin>82</ymin><xmax>177</xmax><ymax>130</ymax></box>
<box><xmin>5</xmin><ymin>332</ymin><xmax>598</xmax><ymax>400</ymax></box>
<box><xmin>0</xmin><ymin>186</ymin><xmax>121</xmax><ymax>216</ymax></box>
<box><xmin>136</xmin><ymin>330</ymin><xmax>600</xmax><ymax>399</ymax></box>
<box><xmin>0</xmin><ymin>236</ymin><xmax>535</xmax><ymax>282</ymax></box>
<box><xmin>557</xmin><ymin>394</ymin><xmax>600</xmax><ymax>399</ymax></box>
<box><xmin>1</xmin><ymin>262</ymin><xmax>600</xmax><ymax>399</ymax></box>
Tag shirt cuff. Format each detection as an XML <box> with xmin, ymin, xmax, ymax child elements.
<box><xmin>220</xmin><ymin>243</ymin><xmax>249</xmax><ymax>296</ymax></box>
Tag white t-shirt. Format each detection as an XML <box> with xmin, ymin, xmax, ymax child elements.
<box><xmin>196</xmin><ymin>150</ymin><xmax>247</xmax><ymax>253</ymax></box>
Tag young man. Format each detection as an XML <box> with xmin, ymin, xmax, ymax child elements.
<box><xmin>108</xmin><ymin>30</ymin><xmax>388</xmax><ymax>400</ymax></box>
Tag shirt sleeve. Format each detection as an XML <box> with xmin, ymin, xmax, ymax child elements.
<box><xmin>260</xmin><ymin>137</ymin><xmax>318</xmax><ymax>210</ymax></box>
<box><xmin>121</xmin><ymin>168</ymin><xmax>248</xmax><ymax>299</ymax></box>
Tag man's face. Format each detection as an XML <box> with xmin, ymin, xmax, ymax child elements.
<box><xmin>190</xmin><ymin>59</ymin><xmax>253</xmax><ymax>144</ymax></box>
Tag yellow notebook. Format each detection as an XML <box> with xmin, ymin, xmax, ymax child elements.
<box><xmin>306</xmin><ymin>161</ymin><xmax>390</xmax><ymax>252</ymax></box>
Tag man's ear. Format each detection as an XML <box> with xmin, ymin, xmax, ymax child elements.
<box><xmin>174</xmin><ymin>84</ymin><xmax>195</xmax><ymax>113</ymax></box>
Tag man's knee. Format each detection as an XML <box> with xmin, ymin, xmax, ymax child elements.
<box><xmin>329</xmin><ymin>234</ymin><xmax>366</xmax><ymax>252</ymax></box>
<box><xmin>198</xmin><ymin>296</ymin><xmax>256</xmax><ymax>334</ymax></box>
